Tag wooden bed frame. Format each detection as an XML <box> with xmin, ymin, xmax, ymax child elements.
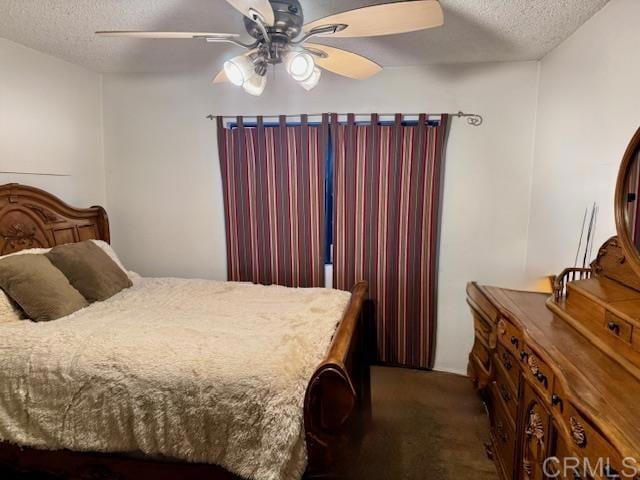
<box><xmin>0</xmin><ymin>184</ymin><xmax>372</xmax><ymax>480</ymax></box>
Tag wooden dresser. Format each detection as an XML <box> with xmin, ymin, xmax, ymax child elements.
<box><xmin>467</xmin><ymin>128</ymin><xmax>640</xmax><ymax>480</ymax></box>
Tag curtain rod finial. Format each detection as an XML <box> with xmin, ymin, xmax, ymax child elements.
<box><xmin>206</xmin><ymin>114</ymin><xmax>215</xmax><ymax>120</ymax></box>
<box><xmin>453</xmin><ymin>111</ymin><xmax>483</xmax><ymax>126</ymax></box>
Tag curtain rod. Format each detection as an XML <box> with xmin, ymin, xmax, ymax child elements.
<box><xmin>206</xmin><ymin>111</ymin><xmax>483</xmax><ymax>126</ymax></box>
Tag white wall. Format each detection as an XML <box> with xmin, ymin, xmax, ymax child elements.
<box><xmin>0</xmin><ymin>38</ymin><xmax>105</xmax><ymax>206</ymax></box>
<box><xmin>4</xmin><ymin>0</ymin><xmax>637</xmax><ymax>375</ymax></box>
<box><xmin>103</xmin><ymin>62</ymin><xmax>540</xmax><ymax>374</ymax></box>
<box><xmin>525</xmin><ymin>0</ymin><xmax>640</xmax><ymax>283</ymax></box>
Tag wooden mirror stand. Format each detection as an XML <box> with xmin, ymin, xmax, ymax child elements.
<box><xmin>615</xmin><ymin>127</ymin><xmax>640</xmax><ymax>281</ymax></box>
<box><xmin>548</xmin><ymin>127</ymin><xmax>640</xmax><ymax>378</ymax></box>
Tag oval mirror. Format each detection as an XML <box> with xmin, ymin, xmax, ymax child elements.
<box><xmin>615</xmin><ymin>128</ymin><xmax>640</xmax><ymax>273</ymax></box>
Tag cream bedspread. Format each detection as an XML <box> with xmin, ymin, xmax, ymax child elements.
<box><xmin>0</xmin><ymin>277</ymin><xmax>351</xmax><ymax>480</ymax></box>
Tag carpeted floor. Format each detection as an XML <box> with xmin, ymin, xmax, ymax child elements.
<box><xmin>338</xmin><ymin>366</ymin><xmax>498</xmax><ymax>480</ymax></box>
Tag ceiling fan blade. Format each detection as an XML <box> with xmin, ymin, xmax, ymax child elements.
<box><xmin>303</xmin><ymin>0</ymin><xmax>443</xmax><ymax>38</ymax></box>
<box><xmin>96</xmin><ymin>31</ymin><xmax>239</xmax><ymax>39</ymax></box>
<box><xmin>225</xmin><ymin>0</ymin><xmax>275</xmax><ymax>26</ymax></box>
<box><xmin>304</xmin><ymin>43</ymin><xmax>382</xmax><ymax>80</ymax></box>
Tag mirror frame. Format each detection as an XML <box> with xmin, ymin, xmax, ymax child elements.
<box><xmin>614</xmin><ymin>127</ymin><xmax>640</xmax><ymax>278</ymax></box>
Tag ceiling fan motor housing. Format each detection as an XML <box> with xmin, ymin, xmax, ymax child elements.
<box><xmin>244</xmin><ymin>0</ymin><xmax>304</xmax><ymax>43</ymax></box>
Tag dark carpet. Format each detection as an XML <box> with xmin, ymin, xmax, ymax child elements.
<box><xmin>339</xmin><ymin>366</ymin><xmax>498</xmax><ymax>480</ymax></box>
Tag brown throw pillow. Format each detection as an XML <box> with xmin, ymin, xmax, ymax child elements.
<box><xmin>46</xmin><ymin>241</ymin><xmax>132</xmax><ymax>302</ymax></box>
<box><xmin>0</xmin><ymin>254</ymin><xmax>89</xmax><ymax>322</ymax></box>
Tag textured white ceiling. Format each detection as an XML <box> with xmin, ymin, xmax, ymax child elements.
<box><xmin>0</xmin><ymin>0</ymin><xmax>609</xmax><ymax>74</ymax></box>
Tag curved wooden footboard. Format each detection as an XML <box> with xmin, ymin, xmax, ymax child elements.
<box><xmin>304</xmin><ymin>281</ymin><xmax>372</xmax><ymax>477</ymax></box>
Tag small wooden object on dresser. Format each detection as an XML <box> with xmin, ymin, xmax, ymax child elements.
<box><xmin>467</xmin><ymin>127</ymin><xmax>640</xmax><ymax>480</ymax></box>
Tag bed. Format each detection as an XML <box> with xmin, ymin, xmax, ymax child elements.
<box><xmin>0</xmin><ymin>184</ymin><xmax>371</xmax><ymax>480</ymax></box>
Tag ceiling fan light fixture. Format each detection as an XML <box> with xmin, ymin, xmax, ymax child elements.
<box><xmin>299</xmin><ymin>67</ymin><xmax>321</xmax><ymax>91</ymax></box>
<box><xmin>286</xmin><ymin>52</ymin><xmax>315</xmax><ymax>82</ymax></box>
<box><xmin>224</xmin><ymin>55</ymin><xmax>254</xmax><ymax>86</ymax></box>
<box><xmin>243</xmin><ymin>73</ymin><xmax>267</xmax><ymax>96</ymax></box>
<box><xmin>99</xmin><ymin>0</ymin><xmax>446</xmax><ymax>95</ymax></box>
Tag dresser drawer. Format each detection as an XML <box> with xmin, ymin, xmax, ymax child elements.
<box><xmin>493</xmin><ymin>354</ymin><xmax>518</xmax><ymax>423</ymax></box>
<box><xmin>603</xmin><ymin>310</ymin><xmax>633</xmax><ymax>344</ymax></box>
<box><xmin>497</xmin><ymin>317</ymin><xmax>522</xmax><ymax>356</ymax></box>
<box><xmin>471</xmin><ymin>336</ymin><xmax>491</xmax><ymax>373</ymax></box>
<box><xmin>491</xmin><ymin>395</ymin><xmax>516</xmax><ymax>480</ymax></box>
<box><xmin>491</xmin><ymin>376</ymin><xmax>517</xmax><ymax>427</ymax></box>
<box><xmin>549</xmin><ymin>427</ymin><xmax>595</xmax><ymax>480</ymax></box>
<box><xmin>559</xmin><ymin>404</ymin><xmax>624</xmax><ymax>478</ymax></box>
<box><xmin>521</xmin><ymin>383</ymin><xmax>551</xmax><ymax>480</ymax></box>
<box><xmin>523</xmin><ymin>346</ymin><xmax>553</xmax><ymax>396</ymax></box>
<box><xmin>471</xmin><ymin>306</ymin><xmax>493</xmax><ymax>345</ymax></box>
<box><xmin>496</xmin><ymin>342</ymin><xmax>520</xmax><ymax>391</ymax></box>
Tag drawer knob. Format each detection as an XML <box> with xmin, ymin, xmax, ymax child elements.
<box><xmin>502</xmin><ymin>352</ymin><xmax>512</xmax><ymax>370</ymax></box>
<box><xmin>536</xmin><ymin>371</ymin><xmax>548</xmax><ymax>387</ymax></box>
<box><xmin>570</xmin><ymin>416</ymin><xmax>587</xmax><ymax>448</ymax></box>
<box><xmin>607</xmin><ymin>321</ymin><xmax>621</xmax><ymax>335</ymax></box>
<box><xmin>510</xmin><ymin>336</ymin><xmax>519</xmax><ymax>348</ymax></box>
<box><xmin>495</xmin><ymin>420</ymin><xmax>508</xmax><ymax>443</ymax></box>
<box><xmin>499</xmin><ymin>384</ymin><xmax>511</xmax><ymax>402</ymax></box>
<box><xmin>551</xmin><ymin>394</ymin><xmax>562</xmax><ymax>406</ymax></box>
<box><xmin>520</xmin><ymin>351</ymin><xmax>528</xmax><ymax>361</ymax></box>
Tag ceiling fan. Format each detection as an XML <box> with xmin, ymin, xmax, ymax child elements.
<box><xmin>97</xmin><ymin>0</ymin><xmax>444</xmax><ymax>96</ymax></box>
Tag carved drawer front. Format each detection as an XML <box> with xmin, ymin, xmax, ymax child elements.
<box><xmin>472</xmin><ymin>307</ymin><xmax>493</xmax><ymax>345</ymax></box>
<box><xmin>497</xmin><ymin>317</ymin><xmax>522</xmax><ymax>357</ymax></box>
<box><xmin>521</xmin><ymin>383</ymin><xmax>551</xmax><ymax>480</ymax></box>
<box><xmin>471</xmin><ymin>337</ymin><xmax>491</xmax><ymax>386</ymax></box>
<box><xmin>549</xmin><ymin>427</ymin><xmax>595</xmax><ymax>480</ymax></box>
<box><xmin>496</xmin><ymin>342</ymin><xmax>520</xmax><ymax>390</ymax></box>
<box><xmin>493</xmin><ymin>350</ymin><xmax>518</xmax><ymax>425</ymax></box>
<box><xmin>491</xmin><ymin>395</ymin><xmax>516</xmax><ymax>480</ymax></box>
<box><xmin>491</xmin><ymin>378</ymin><xmax>517</xmax><ymax>428</ymax></box>
<box><xmin>603</xmin><ymin>311</ymin><xmax>633</xmax><ymax>344</ymax></box>
<box><xmin>559</xmin><ymin>404</ymin><xmax>625</xmax><ymax>479</ymax></box>
<box><xmin>524</xmin><ymin>401</ymin><xmax>549</xmax><ymax>461</ymax></box>
<box><xmin>521</xmin><ymin>346</ymin><xmax>553</xmax><ymax>396</ymax></box>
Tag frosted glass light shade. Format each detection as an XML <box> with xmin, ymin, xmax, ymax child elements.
<box><xmin>243</xmin><ymin>74</ymin><xmax>267</xmax><ymax>96</ymax></box>
<box><xmin>224</xmin><ymin>55</ymin><xmax>254</xmax><ymax>86</ymax></box>
<box><xmin>299</xmin><ymin>67</ymin><xmax>321</xmax><ymax>91</ymax></box>
<box><xmin>286</xmin><ymin>52</ymin><xmax>315</xmax><ymax>82</ymax></box>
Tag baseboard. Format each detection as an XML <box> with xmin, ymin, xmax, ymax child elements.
<box><xmin>433</xmin><ymin>367</ymin><xmax>468</xmax><ymax>377</ymax></box>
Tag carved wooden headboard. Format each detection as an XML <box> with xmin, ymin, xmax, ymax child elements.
<box><xmin>0</xmin><ymin>184</ymin><xmax>110</xmax><ymax>255</ymax></box>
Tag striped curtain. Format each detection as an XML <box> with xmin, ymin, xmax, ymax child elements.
<box><xmin>332</xmin><ymin>113</ymin><xmax>450</xmax><ymax>370</ymax></box>
<box><xmin>217</xmin><ymin>115</ymin><xmax>328</xmax><ymax>287</ymax></box>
